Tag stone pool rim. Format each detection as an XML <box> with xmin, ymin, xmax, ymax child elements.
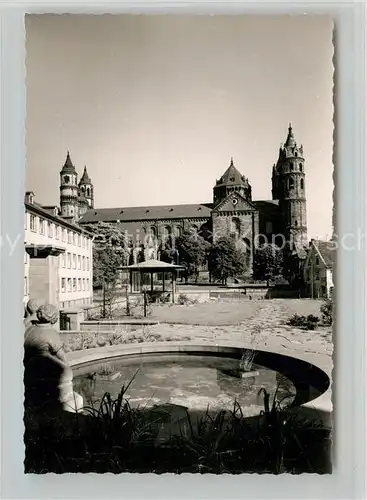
<box><xmin>67</xmin><ymin>340</ymin><xmax>331</xmax><ymax>414</ymax></box>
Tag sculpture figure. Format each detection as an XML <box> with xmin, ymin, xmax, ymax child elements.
<box><xmin>24</xmin><ymin>303</ymin><xmax>83</xmax><ymax>413</ymax></box>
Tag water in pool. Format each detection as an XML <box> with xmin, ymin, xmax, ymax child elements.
<box><xmin>73</xmin><ymin>354</ymin><xmax>297</xmax><ymax>417</ymax></box>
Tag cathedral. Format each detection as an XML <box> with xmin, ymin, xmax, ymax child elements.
<box><xmin>59</xmin><ymin>124</ymin><xmax>308</xmax><ymax>268</ymax></box>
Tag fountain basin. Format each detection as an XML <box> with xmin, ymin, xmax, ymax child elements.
<box><xmin>70</xmin><ymin>342</ymin><xmax>330</xmax><ymax>418</ymax></box>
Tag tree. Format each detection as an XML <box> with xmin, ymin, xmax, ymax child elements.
<box><xmin>175</xmin><ymin>231</ymin><xmax>210</xmax><ymax>283</ymax></box>
<box><xmin>253</xmin><ymin>243</ymin><xmax>283</xmax><ymax>284</ymax></box>
<box><xmin>83</xmin><ymin>222</ymin><xmax>129</xmax><ymax>288</ymax></box>
<box><xmin>208</xmin><ymin>237</ymin><xmax>246</xmax><ymax>285</ymax></box>
<box><xmin>158</xmin><ymin>235</ymin><xmax>179</xmax><ymax>264</ymax></box>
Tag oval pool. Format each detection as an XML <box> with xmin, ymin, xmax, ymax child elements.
<box><xmin>73</xmin><ymin>350</ymin><xmax>329</xmax><ymax>418</ymax></box>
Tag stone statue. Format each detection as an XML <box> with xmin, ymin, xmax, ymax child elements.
<box><xmin>24</xmin><ymin>303</ymin><xmax>83</xmax><ymax>413</ymax></box>
<box><xmin>24</xmin><ymin>299</ymin><xmax>40</xmax><ymax>333</ymax></box>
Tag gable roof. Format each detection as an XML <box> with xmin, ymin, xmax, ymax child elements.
<box><xmin>212</xmin><ymin>192</ymin><xmax>256</xmax><ymax>212</ymax></box>
<box><xmin>313</xmin><ymin>240</ymin><xmax>335</xmax><ymax>268</ymax></box>
<box><xmin>79</xmin><ymin>203</ymin><xmax>213</xmax><ymax>224</ymax></box>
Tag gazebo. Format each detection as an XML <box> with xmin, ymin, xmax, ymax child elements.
<box><xmin>120</xmin><ymin>259</ymin><xmax>186</xmax><ymax>303</ymax></box>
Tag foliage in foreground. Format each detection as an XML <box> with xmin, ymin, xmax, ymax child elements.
<box><xmin>24</xmin><ymin>381</ymin><xmax>331</xmax><ymax>475</ymax></box>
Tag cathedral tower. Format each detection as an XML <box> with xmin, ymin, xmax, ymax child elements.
<box><xmin>78</xmin><ymin>165</ymin><xmax>94</xmax><ymax>216</ymax></box>
<box><xmin>60</xmin><ymin>151</ymin><xmax>79</xmax><ymax>219</ymax></box>
<box><xmin>272</xmin><ymin>124</ymin><xmax>308</xmax><ymax>248</ymax></box>
<box><xmin>213</xmin><ymin>157</ymin><xmax>252</xmax><ymax>207</ymax></box>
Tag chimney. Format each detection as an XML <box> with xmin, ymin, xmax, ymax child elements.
<box><xmin>25</xmin><ymin>191</ymin><xmax>35</xmax><ymax>204</ymax></box>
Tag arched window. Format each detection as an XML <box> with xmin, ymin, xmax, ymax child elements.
<box><xmin>174</xmin><ymin>226</ymin><xmax>182</xmax><ymax>237</ymax></box>
<box><xmin>290</xmin><ymin>162</ymin><xmax>294</xmax><ymax>171</ymax></box>
<box><xmin>149</xmin><ymin>226</ymin><xmax>156</xmax><ymax>237</ymax></box>
<box><xmin>295</xmin><ymin>220</ymin><xmax>298</xmax><ymax>226</ymax></box>
<box><xmin>86</xmin><ymin>187</ymin><xmax>90</xmax><ymax>197</ymax></box>
<box><xmin>289</xmin><ymin>177</ymin><xmax>295</xmax><ymax>189</ymax></box>
<box><xmin>299</xmin><ymin>163</ymin><xmax>303</xmax><ymax>172</ymax></box>
<box><xmin>295</xmin><ymin>152</ymin><xmax>298</xmax><ymax>157</ymax></box>
<box><xmin>231</xmin><ymin>217</ymin><xmax>241</xmax><ymax>237</ymax></box>
<box><xmin>300</xmin><ymin>178</ymin><xmax>304</xmax><ymax>189</ymax></box>
<box><xmin>162</xmin><ymin>225</ymin><xmax>171</xmax><ymax>238</ymax></box>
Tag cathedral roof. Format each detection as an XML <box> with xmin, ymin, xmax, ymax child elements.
<box><xmin>79</xmin><ymin>166</ymin><xmax>91</xmax><ymax>185</ymax></box>
<box><xmin>61</xmin><ymin>151</ymin><xmax>77</xmax><ymax>174</ymax></box>
<box><xmin>216</xmin><ymin>158</ymin><xmax>249</xmax><ymax>187</ymax></box>
<box><xmin>78</xmin><ymin>203</ymin><xmax>213</xmax><ymax>224</ymax></box>
<box><xmin>78</xmin><ymin>199</ymin><xmax>279</xmax><ymax>225</ymax></box>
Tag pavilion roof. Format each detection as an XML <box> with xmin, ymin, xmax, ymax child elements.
<box><xmin>120</xmin><ymin>259</ymin><xmax>185</xmax><ymax>272</ymax></box>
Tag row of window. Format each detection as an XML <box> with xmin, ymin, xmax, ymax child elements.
<box><xmin>60</xmin><ymin>297</ymin><xmax>92</xmax><ymax>309</ymax></box>
<box><xmin>288</xmin><ymin>178</ymin><xmax>304</xmax><ymax>190</ymax></box>
<box><xmin>60</xmin><ymin>253</ymin><xmax>90</xmax><ymax>271</ymax></box>
<box><xmin>27</xmin><ymin>213</ymin><xmax>90</xmax><ymax>249</ymax></box>
<box><xmin>289</xmin><ymin>162</ymin><xmax>303</xmax><ymax>172</ymax></box>
<box><xmin>61</xmin><ymin>277</ymin><xmax>90</xmax><ymax>293</ymax></box>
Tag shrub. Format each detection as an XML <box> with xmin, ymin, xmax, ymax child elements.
<box><xmin>177</xmin><ymin>293</ymin><xmax>198</xmax><ymax>305</ymax></box>
<box><xmin>320</xmin><ymin>298</ymin><xmax>333</xmax><ymax>326</ymax></box>
<box><xmin>287</xmin><ymin>314</ymin><xmax>320</xmax><ymax>331</ymax></box>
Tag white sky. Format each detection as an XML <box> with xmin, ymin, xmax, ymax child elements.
<box><xmin>26</xmin><ymin>14</ymin><xmax>334</xmax><ymax>240</ymax></box>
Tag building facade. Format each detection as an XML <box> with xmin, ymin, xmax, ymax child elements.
<box><xmin>75</xmin><ymin>124</ymin><xmax>308</xmax><ymax>272</ymax></box>
<box><xmin>24</xmin><ymin>191</ymin><xmax>94</xmax><ymax>309</ymax></box>
<box><xmin>303</xmin><ymin>239</ymin><xmax>334</xmax><ymax>298</ymax></box>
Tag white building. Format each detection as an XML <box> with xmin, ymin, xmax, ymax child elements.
<box><xmin>24</xmin><ymin>191</ymin><xmax>93</xmax><ymax>310</ymax></box>
<box><xmin>303</xmin><ymin>239</ymin><xmax>334</xmax><ymax>299</ymax></box>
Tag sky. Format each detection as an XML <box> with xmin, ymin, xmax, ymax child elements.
<box><xmin>26</xmin><ymin>14</ymin><xmax>334</xmax><ymax>240</ymax></box>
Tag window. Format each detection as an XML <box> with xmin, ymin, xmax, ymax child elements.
<box><xmin>295</xmin><ymin>220</ymin><xmax>298</xmax><ymax>226</ymax></box>
<box><xmin>174</xmin><ymin>226</ymin><xmax>182</xmax><ymax>237</ymax></box>
<box><xmin>73</xmin><ymin>232</ymin><xmax>76</xmax><ymax>245</ymax></box>
<box><xmin>67</xmin><ymin>278</ymin><xmax>72</xmax><ymax>292</ymax></box>
<box><xmin>62</xmin><ymin>228</ymin><xmax>66</xmax><ymax>242</ymax></box>
<box><xmin>290</xmin><ymin>162</ymin><xmax>294</xmax><ymax>171</ymax></box>
<box><xmin>300</xmin><ymin>178</ymin><xmax>304</xmax><ymax>189</ymax></box>
<box><xmin>24</xmin><ymin>277</ymin><xmax>27</xmax><ymax>296</ymax></box>
<box><xmin>67</xmin><ymin>253</ymin><xmax>71</xmax><ymax>269</ymax></box>
<box><xmin>48</xmin><ymin>222</ymin><xmax>53</xmax><ymax>238</ymax></box>
<box><xmin>87</xmin><ymin>257</ymin><xmax>89</xmax><ymax>271</ymax></box>
<box><xmin>55</xmin><ymin>225</ymin><xmax>60</xmax><ymax>240</ymax></box>
<box><xmin>67</xmin><ymin>230</ymin><xmax>72</xmax><ymax>244</ymax></box>
<box><xmin>265</xmin><ymin>221</ymin><xmax>273</xmax><ymax>234</ymax></box>
<box><xmin>78</xmin><ymin>278</ymin><xmax>81</xmax><ymax>291</ymax></box>
<box><xmin>295</xmin><ymin>152</ymin><xmax>298</xmax><ymax>157</ymax></box>
<box><xmin>39</xmin><ymin>218</ymin><xmax>45</xmax><ymax>235</ymax></box>
<box><xmin>289</xmin><ymin>177</ymin><xmax>294</xmax><ymax>189</ymax></box>
<box><xmin>315</xmin><ymin>257</ymin><xmax>319</xmax><ymax>266</ymax></box>
<box><xmin>73</xmin><ymin>278</ymin><xmax>76</xmax><ymax>292</ymax></box>
<box><xmin>30</xmin><ymin>215</ymin><xmax>36</xmax><ymax>232</ymax></box>
<box><xmin>73</xmin><ymin>254</ymin><xmax>76</xmax><ymax>269</ymax></box>
<box><xmin>61</xmin><ymin>278</ymin><xmax>66</xmax><ymax>293</ymax></box>
<box><xmin>82</xmin><ymin>278</ymin><xmax>85</xmax><ymax>291</ymax></box>
<box><xmin>299</xmin><ymin>164</ymin><xmax>303</xmax><ymax>172</ymax></box>
<box><xmin>61</xmin><ymin>253</ymin><xmax>66</xmax><ymax>268</ymax></box>
<box><xmin>86</xmin><ymin>278</ymin><xmax>90</xmax><ymax>291</ymax></box>
<box><xmin>78</xmin><ymin>234</ymin><xmax>81</xmax><ymax>247</ymax></box>
<box><xmin>78</xmin><ymin>255</ymin><xmax>81</xmax><ymax>270</ymax></box>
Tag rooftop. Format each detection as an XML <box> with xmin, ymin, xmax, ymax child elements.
<box><xmin>313</xmin><ymin>240</ymin><xmax>335</xmax><ymax>268</ymax></box>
